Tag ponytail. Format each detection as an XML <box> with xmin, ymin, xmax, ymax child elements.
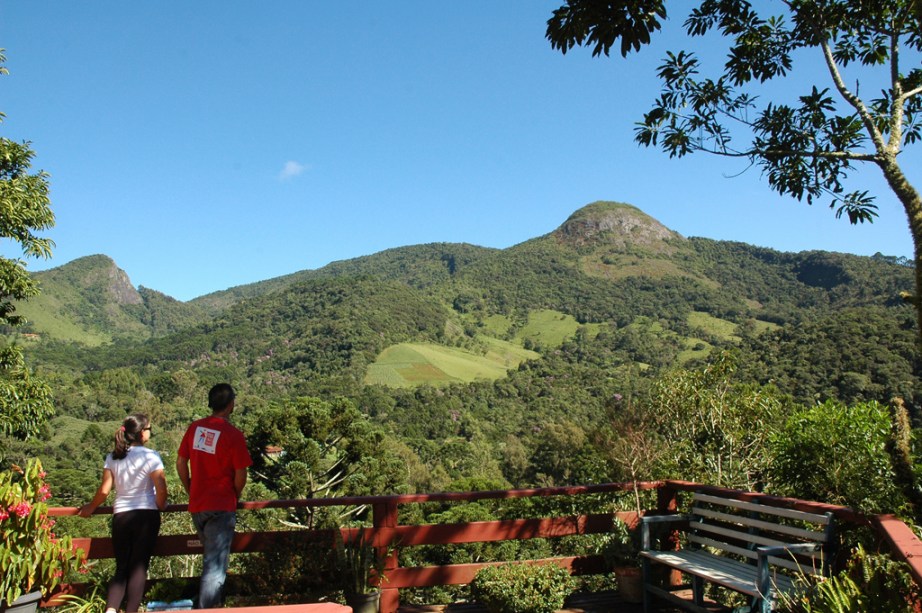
<box><xmin>112</xmin><ymin>413</ymin><xmax>149</xmax><ymax>460</ymax></box>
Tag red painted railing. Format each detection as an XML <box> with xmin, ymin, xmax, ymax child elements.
<box><xmin>50</xmin><ymin>480</ymin><xmax>922</xmax><ymax>613</ymax></box>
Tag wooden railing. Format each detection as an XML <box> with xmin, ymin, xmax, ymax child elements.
<box><xmin>50</xmin><ymin>480</ymin><xmax>922</xmax><ymax>613</ymax></box>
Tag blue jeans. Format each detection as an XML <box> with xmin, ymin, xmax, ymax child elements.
<box><xmin>192</xmin><ymin>511</ymin><xmax>236</xmax><ymax>609</ymax></box>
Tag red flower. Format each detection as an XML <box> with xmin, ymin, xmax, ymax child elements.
<box><xmin>11</xmin><ymin>502</ymin><xmax>31</xmax><ymax>518</ymax></box>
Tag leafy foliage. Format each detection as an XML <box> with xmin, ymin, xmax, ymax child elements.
<box><xmin>779</xmin><ymin>545</ymin><xmax>920</xmax><ymax>613</ymax></box>
<box><xmin>768</xmin><ymin>400</ymin><xmax>906</xmax><ymax>513</ymax></box>
<box><xmin>0</xmin><ymin>459</ymin><xmax>86</xmax><ymax>605</ymax></box>
<box><xmin>649</xmin><ymin>352</ymin><xmax>788</xmax><ymax>490</ymax></box>
<box><xmin>0</xmin><ymin>345</ymin><xmax>53</xmax><ymax>441</ymax></box>
<box><xmin>470</xmin><ymin>563</ymin><xmax>574</xmax><ymax>613</ymax></box>
<box><xmin>335</xmin><ymin>529</ymin><xmax>390</xmax><ymax>595</ymax></box>
<box><xmin>246</xmin><ymin>396</ymin><xmax>406</xmax><ymax>528</ymax></box>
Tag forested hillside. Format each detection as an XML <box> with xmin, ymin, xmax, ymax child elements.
<box><xmin>3</xmin><ymin>201</ymin><xmax>917</xmax><ymax>513</ymax></box>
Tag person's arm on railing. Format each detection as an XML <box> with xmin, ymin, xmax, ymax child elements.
<box><xmin>176</xmin><ymin>454</ymin><xmax>191</xmax><ymax>496</ymax></box>
<box><xmin>152</xmin><ymin>469</ymin><xmax>168</xmax><ymax>510</ymax></box>
<box><xmin>79</xmin><ymin>468</ymin><xmax>114</xmax><ymax>518</ymax></box>
<box><xmin>234</xmin><ymin>467</ymin><xmax>247</xmax><ymax>500</ymax></box>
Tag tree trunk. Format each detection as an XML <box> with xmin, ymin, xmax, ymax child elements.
<box><xmin>878</xmin><ymin>157</ymin><xmax>922</xmax><ymax>348</ymax></box>
<box><xmin>879</xmin><ymin>158</ymin><xmax>922</xmax><ymax>521</ymax></box>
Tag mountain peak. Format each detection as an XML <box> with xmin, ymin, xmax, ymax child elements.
<box><xmin>553</xmin><ymin>201</ymin><xmax>683</xmax><ymax>250</ymax></box>
<box><xmin>45</xmin><ymin>254</ymin><xmax>142</xmax><ymax>306</ymax></box>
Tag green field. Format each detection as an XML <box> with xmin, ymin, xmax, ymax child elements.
<box><xmin>514</xmin><ymin>309</ymin><xmax>601</xmax><ymax>347</ymax></box>
<box><xmin>687</xmin><ymin>311</ymin><xmax>779</xmax><ymax>340</ymax></box>
<box><xmin>365</xmin><ymin>339</ymin><xmax>539</xmax><ymax>388</ymax></box>
<box><xmin>17</xmin><ymin>296</ymin><xmax>112</xmax><ymax>346</ymax></box>
<box><xmin>687</xmin><ymin>311</ymin><xmax>740</xmax><ymax>342</ymax></box>
<box><xmin>677</xmin><ymin>337</ymin><xmax>714</xmax><ymax>364</ymax></box>
<box><xmin>480</xmin><ymin>314</ymin><xmax>513</xmax><ymax>337</ymax></box>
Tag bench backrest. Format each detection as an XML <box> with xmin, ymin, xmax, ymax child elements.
<box><xmin>688</xmin><ymin>493</ymin><xmax>836</xmax><ymax>576</ymax></box>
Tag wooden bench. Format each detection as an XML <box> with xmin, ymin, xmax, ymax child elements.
<box><xmin>639</xmin><ymin>492</ymin><xmax>836</xmax><ymax>613</ymax></box>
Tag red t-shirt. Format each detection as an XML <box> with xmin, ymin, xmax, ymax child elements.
<box><xmin>178</xmin><ymin>415</ymin><xmax>253</xmax><ymax>513</ymax></box>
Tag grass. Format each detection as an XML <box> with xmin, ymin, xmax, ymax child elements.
<box><xmin>514</xmin><ymin>309</ymin><xmax>598</xmax><ymax>347</ymax></box>
<box><xmin>687</xmin><ymin>311</ymin><xmax>740</xmax><ymax>342</ymax></box>
<box><xmin>678</xmin><ymin>337</ymin><xmax>714</xmax><ymax>364</ymax></box>
<box><xmin>16</xmin><ymin>295</ymin><xmax>111</xmax><ymax>346</ymax></box>
<box><xmin>48</xmin><ymin>415</ymin><xmax>121</xmax><ymax>445</ymax></box>
<box><xmin>480</xmin><ymin>314</ymin><xmax>513</xmax><ymax>337</ymax></box>
<box><xmin>365</xmin><ymin>339</ymin><xmax>539</xmax><ymax>388</ymax></box>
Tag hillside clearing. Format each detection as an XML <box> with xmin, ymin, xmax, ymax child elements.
<box><xmin>365</xmin><ymin>340</ymin><xmax>539</xmax><ymax>388</ymax></box>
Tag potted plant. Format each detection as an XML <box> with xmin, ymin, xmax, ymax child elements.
<box><xmin>0</xmin><ymin>459</ymin><xmax>86</xmax><ymax>613</ymax></box>
<box><xmin>602</xmin><ymin>518</ymin><xmax>643</xmax><ymax>604</ymax></box>
<box><xmin>334</xmin><ymin>529</ymin><xmax>389</xmax><ymax>613</ymax></box>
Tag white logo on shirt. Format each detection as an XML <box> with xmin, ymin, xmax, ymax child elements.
<box><xmin>193</xmin><ymin>426</ymin><xmax>221</xmax><ymax>454</ymax></box>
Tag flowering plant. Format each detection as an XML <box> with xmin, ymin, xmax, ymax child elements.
<box><xmin>0</xmin><ymin>459</ymin><xmax>86</xmax><ymax>606</ymax></box>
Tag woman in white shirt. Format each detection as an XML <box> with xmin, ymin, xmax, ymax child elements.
<box><xmin>80</xmin><ymin>414</ymin><xmax>168</xmax><ymax>613</ymax></box>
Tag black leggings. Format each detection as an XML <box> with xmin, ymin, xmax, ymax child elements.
<box><xmin>107</xmin><ymin>509</ymin><xmax>161</xmax><ymax>613</ymax></box>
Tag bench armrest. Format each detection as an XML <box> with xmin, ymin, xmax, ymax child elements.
<box><xmin>757</xmin><ymin>542</ymin><xmax>822</xmax><ymax>557</ymax></box>
<box><xmin>641</xmin><ymin>514</ymin><xmax>690</xmax><ymax>524</ymax></box>
<box><xmin>640</xmin><ymin>514</ymin><xmax>689</xmax><ymax>550</ymax></box>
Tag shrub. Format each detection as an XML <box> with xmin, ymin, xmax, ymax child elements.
<box><xmin>778</xmin><ymin>545</ymin><xmax>920</xmax><ymax>613</ymax></box>
<box><xmin>470</xmin><ymin>562</ymin><xmax>574</xmax><ymax>613</ymax></box>
<box><xmin>768</xmin><ymin>401</ymin><xmax>905</xmax><ymax>513</ymax></box>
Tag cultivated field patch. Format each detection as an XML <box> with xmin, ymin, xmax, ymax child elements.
<box><xmin>365</xmin><ymin>339</ymin><xmax>538</xmax><ymax>388</ymax></box>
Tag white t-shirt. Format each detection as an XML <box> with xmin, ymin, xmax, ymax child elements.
<box><xmin>104</xmin><ymin>445</ymin><xmax>165</xmax><ymax>513</ymax></box>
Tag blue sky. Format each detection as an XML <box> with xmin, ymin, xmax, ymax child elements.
<box><xmin>2</xmin><ymin>2</ymin><xmax>918</xmax><ymax>301</ymax></box>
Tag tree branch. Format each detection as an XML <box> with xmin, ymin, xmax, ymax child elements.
<box><xmin>820</xmin><ymin>40</ymin><xmax>887</xmax><ymax>154</ymax></box>
<box><xmin>762</xmin><ymin>149</ymin><xmax>879</xmax><ymax>162</ymax></box>
<box><xmin>887</xmin><ymin>26</ymin><xmax>905</xmax><ymax>155</ymax></box>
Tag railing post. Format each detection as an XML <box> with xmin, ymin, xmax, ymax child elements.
<box><xmin>374</xmin><ymin>498</ymin><xmax>400</xmax><ymax>613</ymax></box>
<box><xmin>655</xmin><ymin>482</ymin><xmax>681</xmax><ymax>557</ymax></box>
<box><xmin>656</xmin><ymin>483</ymin><xmax>679</xmax><ymax>514</ymax></box>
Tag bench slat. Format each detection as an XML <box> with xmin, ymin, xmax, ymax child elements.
<box><xmin>641</xmin><ymin>550</ymin><xmax>796</xmax><ymax>597</ymax></box>
<box><xmin>693</xmin><ymin>493</ymin><xmax>831</xmax><ymax>525</ymax></box>
<box><xmin>687</xmin><ymin>535</ymin><xmax>823</xmax><ymax>574</ymax></box>
<box><xmin>691</xmin><ymin>521</ymin><xmax>805</xmax><ymax>550</ymax></box>
<box><xmin>692</xmin><ymin>507</ymin><xmax>829</xmax><ymax>542</ymax></box>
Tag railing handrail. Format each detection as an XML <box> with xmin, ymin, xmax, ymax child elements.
<box><xmin>48</xmin><ymin>480</ymin><xmax>661</xmax><ymax>516</ymax></box>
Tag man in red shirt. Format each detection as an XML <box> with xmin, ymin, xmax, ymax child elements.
<box><xmin>176</xmin><ymin>383</ymin><xmax>252</xmax><ymax>609</ymax></box>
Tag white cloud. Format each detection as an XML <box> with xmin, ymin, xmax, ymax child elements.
<box><xmin>279</xmin><ymin>160</ymin><xmax>308</xmax><ymax>180</ymax></box>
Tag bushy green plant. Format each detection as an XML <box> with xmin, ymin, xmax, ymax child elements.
<box><xmin>650</xmin><ymin>352</ymin><xmax>786</xmax><ymax>490</ymax></box>
<box><xmin>470</xmin><ymin>562</ymin><xmax>574</xmax><ymax>613</ymax></box>
<box><xmin>239</xmin><ymin>532</ymin><xmax>337</xmax><ymax>601</ymax></box>
<box><xmin>778</xmin><ymin>545</ymin><xmax>919</xmax><ymax>613</ymax></box>
<box><xmin>55</xmin><ymin>585</ymin><xmax>107</xmax><ymax>613</ymax></box>
<box><xmin>0</xmin><ymin>459</ymin><xmax>86</xmax><ymax>606</ymax></box>
<box><xmin>769</xmin><ymin>401</ymin><xmax>905</xmax><ymax>513</ymax></box>
<box><xmin>600</xmin><ymin>518</ymin><xmax>639</xmax><ymax>568</ymax></box>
